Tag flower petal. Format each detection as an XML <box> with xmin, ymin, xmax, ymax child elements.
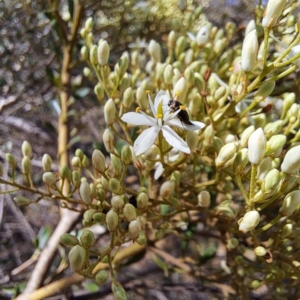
<box><xmin>154</xmin><ymin>90</ymin><xmax>170</xmax><ymax>112</ymax></box>
<box><xmin>187</xmin><ymin>32</ymin><xmax>196</xmax><ymax>41</ymax></box>
<box><xmin>154</xmin><ymin>162</ymin><xmax>164</xmax><ymax>180</ymax></box>
<box><xmin>134</xmin><ymin>126</ymin><xmax>160</xmax><ymax>156</ymax></box>
<box><xmin>121</xmin><ymin>112</ymin><xmax>155</xmax><ymax>126</ymax></box>
<box><xmin>184</xmin><ymin>121</ymin><xmax>206</xmax><ymax>130</ymax></box>
<box><xmin>161</xmin><ymin>125</ymin><xmax>190</xmax><ymax>154</ymax></box>
<box><xmin>147</xmin><ymin>93</ymin><xmax>156</xmax><ymax>117</ymax></box>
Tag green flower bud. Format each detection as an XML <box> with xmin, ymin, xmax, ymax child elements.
<box><xmin>248</xmin><ymin>128</ymin><xmax>266</xmax><ymax>165</ymax></box>
<box><xmin>279</xmin><ymin>172</ymin><xmax>298</xmax><ymax>193</ymax></box>
<box><xmin>21</xmin><ymin>141</ymin><xmax>32</xmax><ymax>158</ymax></box>
<box><xmin>239</xmin><ymin>211</ymin><xmax>260</xmax><ymax>233</ymax></box>
<box><xmin>240</xmin><ymin>125</ymin><xmax>255</xmax><ymax>148</ymax></box>
<box><xmin>93</xmin><ymin>212</ymin><xmax>106</xmax><ymax>223</ymax></box>
<box><xmin>128</xmin><ymin>220</ymin><xmax>141</xmax><ymax>240</ymax></box>
<box><xmin>80</xmin><ymin>180</ymin><xmax>92</xmax><ymax>204</ymax></box>
<box><xmin>97</xmin><ymin>40</ymin><xmax>110</xmax><ymax>66</ymax></box>
<box><xmin>60</xmin><ymin>165</ymin><xmax>70</xmax><ymax>181</ymax></box>
<box><xmin>80</xmin><ymin>230</ymin><xmax>95</xmax><ymax>248</ymax></box>
<box><xmin>175</xmin><ymin>36</ymin><xmax>186</xmax><ymax>58</ymax></box>
<box><xmin>167</xmin><ymin>30</ymin><xmax>176</xmax><ymax>48</ymax></box>
<box><xmin>279</xmin><ymin>190</ymin><xmax>300</xmax><ymax>216</ymax></box>
<box><xmin>281</xmin><ymin>223</ymin><xmax>293</xmax><ymax>239</ymax></box>
<box><xmin>148</xmin><ymin>40</ymin><xmax>161</xmax><ymax>63</ymax></box>
<box><xmin>111</xmin><ymin>195</ymin><xmax>125</xmax><ymax>210</ymax></box>
<box><xmin>75</xmin><ymin>149</ymin><xmax>84</xmax><ymax>160</ymax></box>
<box><xmin>106</xmin><ymin>209</ymin><xmax>119</xmax><ymax>231</ymax></box>
<box><xmin>257</xmin><ymin>157</ymin><xmax>272</xmax><ymax>180</ymax></box>
<box><xmin>95</xmin><ymin>270</ymin><xmax>109</xmax><ymax>285</ymax></box>
<box><xmin>60</xmin><ymin>233</ymin><xmax>79</xmax><ymax>247</ymax></box>
<box><xmin>71</xmin><ymin>156</ymin><xmax>81</xmax><ymax>168</ymax></box>
<box><xmin>164</xmin><ymin>64</ymin><xmax>173</xmax><ymax>85</ymax></box>
<box><xmin>254</xmin><ymin>246</ymin><xmax>267</xmax><ymax>256</ymax></box>
<box><xmin>121</xmin><ymin>146</ymin><xmax>132</xmax><ymax>165</ymax></box>
<box><xmin>281</xmin><ymin>93</ymin><xmax>295</xmax><ymax>119</ymax></box>
<box><xmin>84</xmin><ymin>209</ymin><xmax>95</xmax><ymax>223</ymax></box>
<box><xmin>215</xmin><ymin>142</ymin><xmax>237</xmax><ymax>168</ymax></box>
<box><xmin>43</xmin><ymin>172</ymin><xmax>56</xmax><ymax>186</ymax></box>
<box><xmin>117</xmin><ymin>56</ymin><xmax>129</xmax><ymax>79</ymax></box>
<box><xmin>96</xmin><ymin>186</ymin><xmax>106</xmax><ymax>202</ymax></box>
<box><xmin>82</xmin><ymin>155</ymin><xmax>89</xmax><ymax>169</ymax></box>
<box><xmin>80</xmin><ymin>45</ymin><xmax>88</xmax><ymax>61</ymax></box>
<box><xmin>186</xmin><ymin>131</ymin><xmax>198</xmax><ymax>152</ymax></box>
<box><xmin>136</xmin><ymin>87</ymin><xmax>148</xmax><ymax>110</ymax></box>
<box><xmin>123</xmin><ymin>87</ymin><xmax>134</xmax><ymax>109</ymax></box>
<box><xmin>109</xmin><ymin>178</ymin><xmax>122</xmax><ymax>194</ymax></box>
<box><xmin>123</xmin><ymin>203</ymin><xmax>137</xmax><ymax>221</ymax></box>
<box><xmin>137</xmin><ymin>192</ymin><xmax>148</xmax><ymax>209</ymax></box>
<box><xmin>262</xmin><ymin>0</ymin><xmax>286</xmax><ymax>28</ymax></box>
<box><xmin>170</xmin><ymin>171</ymin><xmax>181</xmax><ymax>187</ymax></box>
<box><xmin>136</xmin><ymin>231</ymin><xmax>147</xmax><ymax>245</ymax></box>
<box><xmin>42</xmin><ymin>154</ymin><xmax>52</xmax><ymax>172</ymax></box>
<box><xmin>160</xmin><ymin>180</ymin><xmax>175</xmax><ymax>199</ymax></box>
<box><xmin>184</xmin><ymin>67</ymin><xmax>194</xmax><ymax>85</ymax></box>
<box><xmin>264</xmin><ymin>120</ymin><xmax>283</xmax><ymax>139</ymax></box>
<box><xmin>14</xmin><ymin>195</ymin><xmax>31</xmax><ymax>206</ymax></box>
<box><xmin>261</xmin><ymin>168</ymin><xmax>280</xmax><ymax>194</ymax></box>
<box><xmin>72</xmin><ymin>171</ymin><xmax>81</xmax><ymax>189</ymax></box>
<box><xmin>6</xmin><ymin>153</ymin><xmax>16</xmax><ymax>168</ymax></box>
<box><xmin>94</xmin><ymin>83</ymin><xmax>104</xmax><ymax>103</ymax></box>
<box><xmin>214</xmin><ymin>86</ymin><xmax>227</xmax><ymax>101</ymax></box>
<box><xmin>92</xmin><ymin>149</ymin><xmax>106</xmax><ymax>173</ymax></box>
<box><xmin>89</xmin><ymin>44</ymin><xmax>98</xmax><ymax>65</ymax></box>
<box><xmin>69</xmin><ymin>245</ymin><xmax>85</xmax><ymax>271</ymax></box>
<box><xmin>101</xmin><ymin>176</ymin><xmax>109</xmax><ymax>191</ymax></box>
<box><xmin>111</xmin><ymin>154</ymin><xmax>122</xmax><ymax>177</ymax></box>
<box><xmin>111</xmin><ymin>281</ymin><xmax>127</xmax><ymax>300</ymax></box>
<box><xmin>265</xmin><ymin>134</ymin><xmax>286</xmax><ymax>156</ymax></box>
<box><xmin>22</xmin><ymin>156</ymin><xmax>32</xmax><ymax>175</ymax></box>
<box><xmin>233</xmin><ymin>148</ymin><xmax>249</xmax><ymax>174</ymax></box>
<box><xmin>104</xmin><ymin>99</ymin><xmax>116</xmax><ymax>126</ymax></box>
<box><xmin>213</xmin><ymin>137</ymin><xmax>224</xmax><ymax>152</ymax></box>
<box><xmin>226</xmin><ymin>237</ymin><xmax>239</xmax><ymax>250</ymax></box>
<box><xmin>103</xmin><ymin>129</ymin><xmax>115</xmax><ymax>153</ymax></box>
<box><xmin>281</xmin><ymin>145</ymin><xmax>300</xmax><ymax>174</ymax></box>
<box><xmin>251</xmin><ymin>280</ymin><xmax>261</xmax><ymax>289</ymax></box>
<box><xmin>85</xmin><ymin>17</ymin><xmax>93</xmax><ymax>31</ymax></box>
<box><xmin>198</xmin><ymin>191</ymin><xmax>211</xmax><ymax>207</ymax></box>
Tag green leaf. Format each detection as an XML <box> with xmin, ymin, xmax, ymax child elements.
<box><xmin>36</xmin><ymin>226</ymin><xmax>52</xmax><ymax>250</ymax></box>
<box><xmin>83</xmin><ymin>282</ymin><xmax>99</xmax><ymax>293</ymax></box>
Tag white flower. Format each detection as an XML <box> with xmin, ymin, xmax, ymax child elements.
<box><xmin>187</xmin><ymin>26</ymin><xmax>210</xmax><ymax>46</ymax></box>
<box><xmin>121</xmin><ymin>90</ymin><xmax>205</xmax><ymax>156</ymax></box>
<box><xmin>241</xmin><ymin>29</ymin><xmax>258</xmax><ymax>72</ymax></box>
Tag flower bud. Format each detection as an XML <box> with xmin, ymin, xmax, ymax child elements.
<box><xmin>281</xmin><ymin>93</ymin><xmax>295</xmax><ymax>119</ymax></box>
<box><xmin>215</xmin><ymin>142</ymin><xmax>237</xmax><ymax>168</ymax></box>
<box><xmin>170</xmin><ymin>171</ymin><xmax>181</xmax><ymax>187</ymax></box>
<box><xmin>69</xmin><ymin>245</ymin><xmax>85</xmax><ymax>271</ymax></box>
<box><xmin>239</xmin><ymin>211</ymin><xmax>260</xmax><ymax>233</ymax></box>
<box><xmin>111</xmin><ymin>154</ymin><xmax>122</xmax><ymax>177</ymax></box>
<box><xmin>123</xmin><ymin>203</ymin><xmax>137</xmax><ymax>221</ymax></box>
<box><xmin>80</xmin><ymin>230</ymin><xmax>95</xmax><ymax>248</ymax></box>
<box><xmin>43</xmin><ymin>172</ymin><xmax>56</xmax><ymax>186</ymax></box>
<box><xmin>109</xmin><ymin>178</ymin><xmax>122</xmax><ymax>194</ymax></box>
<box><xmin>245</xmin><ymin>20</ymin><xmax>256</xmax><ymax>36</ymax></box>
<box><xmin>195</xmin><ymin>26</ymin><xmax>210</xmax><ymax>46</ymax></box>
<box><xmin>92</xmin><ymin>149</ymin><xmax>106</xmax><ymax>173</ymax></box>
<box><xmin>80</xmin><ymin>45</ymin><xmax>88</xmax><ymax>61</ymax></box>
<box><xmin>241</xmin><ymin>29</ymin><xmax>258</xmax><ymax>72</ymax></box>
<box><xmin>163</xmin><ymin>64</ymin><xmax>173</xmax><ymax>85</ymax></box>
<box><xmin>261</xmin><ymin>168</ymin><xmax>280</xmax><ymax>194</ymax></box>
<box><xmin>262</xmin><ymin>0</ymin><xmax>286</xmax><ymax>28</ymax></box>
<box><xmin>82</xmin><ymin>155</ymin><xmax>89</xmax><ymax>169</ymax></box>
<box><xmin>106</xmin><ymin>209</ymin><xmax>119</xmax><ymax>231</ymax></box>
<box><xmin>281</xmin><ymin>223</ymin><xmax>293</xmax><ymax>239</ymax></box>
<box><xmin>160</xmin><ymin>180</ymin><xmax>175</xmax><ymax>199</ymax></box>
<box><xmin>148</xmin><ymin>40</ymin><xmax>161</xmax><ymax>63</ymax></box>
<box><xmin>22</xmin><ymin>156</ymin><xmax>32</xmax><ymax>175</ymax></box>
<box><xmin>95</xmin><ymin>270</ymin><xmax>109</xmax><ymax>285</ymax></box>
<box><xmin>97</xmin><ymin>40</ymin><xmax>110</xmax><ymax>66</ymax></box>
<box><xmin>111</xmin><ymin>195</ymin><xmax>125</xmax><ymax>210</ymax></box>
<box><xmin>137</xmin><ymin>192</ymin><xmax>148</xmax><ymax>209</ymax></box>
<box><xmin>226</xmin><ymin>238</ymin><xmax>239</xmax><ymax>250</ymax></box>
<box><xmin>6</xmin><ymin>153</ymin><xmax>16</xmax><ymax>168</ymax></box>
<box><xmin>121</xmin><ymin>145</ymin><xmax>132</xmax><ymax>165</ymax></box>
<box><xmin>167</xmin><ymin>30</ymin><xmax>176</xmax><ymax>48</ymax></box>
<box><xmin>233</xmin><ymin>148</ymin><xmax>249</xmax><ymax>174</ymax></box>
<box><xmin>173</xmin><ymin>77</ymin><xmax>188</xmax><ymax>103</ymax></box>
<box><xmin>279</xmin><ymin>190</ymin><xmax>300</xmax><ymax>216</ymax></box>
<box><xmin>89</xmin><ymin>44</ymin><xmax>98</xmax><ymax>65</ymax></box>
<box><xmin>257</xmin><ymin>157</ymin><xmax>272</xmax><ymax>180</ymax></box>
<box><xmin>42</xmin><ymin>154</ymin><xmax>52</xmax><ymax>172</ymax></box>
<box><xmin>254</xmin><ymin>246</ymin><xmax>267</xmax><ymax>257</ymax></box>
<box><xmin>281</xmin><ymin>145</ymin><xmax>300</xmax><ymax>174</ymax></box>
<box><xmin>83</xmin><ymin>209</ymin><xmax>95</xmax><ymax>223</ymax></box>
<box><xmin>103</xmin><ymin>129</ymin><xmax>115</xmax><ymax>153</ymax></box>
<box><xmin>93</xmin><ymin>212</ymin><xmax>106</xmax><ymax>223</ymax></box>
<box><xmin>60</xmin><ymin>233</ymin><xmax>79</xmax><ymax>247</ymax></box>
<box><xmin>198</xmin><ymin>191</ymin><xmax>211</xmax><ymax>207</ymax></box>
<box><xmin>186</xmin><ymin>131</ymin><xmax>198</xmax><ymax>152</ymax></box>
<box><xmin>123</xmin><ymin>87</ymin><xmax>134</xmax><ymax>109</ymax></box>
<box><xmin>248</xmin><ymin>128</ymin><xmax>266</xmax><ymax>165</ymax></box>
<box><xmin>21</xmin><ymin>141</ymin><xmax>32</xmax><ymax>158</ymax></box>
<box><xmin>71</xmin><ymin>156</ymin><xmax>81</xmax><ymax>168</ymax></box>
<box><xmin>136</xmin><ymin>87</ymin><xmax>148</xmax><ymax>110</ymax></box>
<box><xmin>72</xmin><ymin>171</ymin><xmax>81</xmax><ymax>188</ymax></box>
<box><xmin>80</xmin><ymin>180</ymin><xmax>91</xmax><ymax>204</ymax></box>
<box><xmin>104</xmin><ymin>99</ymin><xmax>116</xmax><ymax>125</ymax></box>
<box><xmin>128</xmin><ymin>220</ymin><xmax>141</xmax><ymax>240</ymax></box>
<box><xmin>265</xmin><ymin>134</ymin><xmax>286</xmax><ymax>156</ymax></box>
<box><xmin>94</xmin><ymin>83</ymin><xmax>104</xmax><ymax>103</ymax></box>
<box><xmin>14</xmin><ymin>195</ymin><xmax>31</xmax><ymax>206</ymax></box>
<box><xmin>136</xmin><ymin>231</ymin><xmax>147</xmax><ymax>245</ymax></box>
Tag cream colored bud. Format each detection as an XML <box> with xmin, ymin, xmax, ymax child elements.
<box><xmin>89</xmin><ymin>44</ymin><xmax>98</xmax><ymax>65</ymax></box>
<box><xmin>92</xmin><ymin>149</ymin><xmax>106</xmax><ymax>173</ymax></box>
<box><xmin>136</xmin><ymin>87</ymin><xmax>148</xmax><ymax>110</ymax></box>
<box><xmin>164</xmin><ymin>64</ymin><xmax>173</xmax><ymax>85</ymax></box>
<box><xmin>123</xmin><ymin>203</ymin><xmax>137</xmax><ymax>221</ymax></box>
<box><xmin>111</xmin><ymin>154</ymin><xmax>122</xmax><ymax>177</ymax></box>
<box><xmin>215</xmin><ymin>142</ymin><xmax>237</xmax><ymax>168</ymax></box>
<box><xmin>196</xmin><ymin>26</ymin><xmax>210</xmax><ymax>46</ymax></box>
<box><xmin>111</xmin><ymin>195</ymin><xmax>124</xmax><ymax>210</ymax></box>
<box><xmin>104</xmin><ymin>99</ymin><xmax>116</xmax><ymax>125</ymax></box>
<box><xmin>82</xmin><ymin>155</ymin><xmax>89</xmax><ymax>169</ymax></box>
<box><xmin>265</xmin><ymin>134</ymin><xmax>286</xmax><ymax>156</ymax></box>
<box><xmin>72</xmin><ymin>171</ymin><xmax>81</xmax><ymax>188</ymax></box>
<box><xmin>94</xmin><ymin>83</ymin><xmax>104</xmax><ymax>102</ymax></box>
<box><xmin>71</xmin><ymin>156</ymin><xmax>81</xmax><ymax>168</ymax></box>
<box><xmin>109</xmin><ymin>178</ymin><xmax>122</xmax><ymax>194</ymax></box>
<box><xmin>80</xmin><ymin>230</ymin><xmax>95</xmax><ymax>248</ymax></box>
<box><xmin>262</xmin><ymin>0</ymin><xmax>286</xmax><ymax>28</ymax></box>
<box><xmin>69</xmin><ymin>245</ymin><xmax>85</xmax><ymax>271</ymax></box>
<box><xmin>173</xmin><ymin>77</ymin><xmax>188</xmax><ymax>103</ymax></box>
<box><xmin>184</xmin><ymin>48</ymin><xmax>194</xmax><ymax>65</ymax></box>
<box><xmin>143</xmin><ymin>144</ymin><xmax>159</xmax><ymax>160</ymax></box>
<box><xmin>43</xmin><ymin>172</ymin><xmax>56</xmax><ymax>186</ymax></box>
<box><xmin>198</xmin><ymin>191</ymin><xmax>211</xmax><ymax>207</ymax></box>
<box><xmin>175</xmin><ymin>36</ymin><xmax>187</xmax><ymax>58</ymax></box>
<box><xmin>281</xmin><ymin>223</ymin><xmax>293</xmax><ymax>239</ymax></box>
<box><xmin>148</xmin><ymin>40</ymin><xmax>161</xmax><ymax>63</ymax></box>
<box><xmin>22</xmin><ymin>156</ymin><xmax>32</xmax><ymax>175</ymax></box>
<box><xmin>281</xmin><ymin>93</ymin><xmax>295</xmax><ymax>119</ymax></box>
<box><xmin>75</xmin><ymin>149</ymin><xmax>84</xmax><ymax>160</ymax></box>
<box><xmin>106</xmin><ymin>209</ymin><xmax>118</xmax><ymax>231</ymax></box>
<box><xmin>86</xmin><ymin>32</ymin><xmax>93</xmax><ymax>47</ymax></box>
<box><xmin>248</xmin><ymin>128</ymin><xmax>266</xmax><ymax>165</ymax></box>
<box><xmin>137</xmin><ymin>192</ymin><xmax>148</xmax><ymax>209</ymax></box>
<box><xmin>239</xmin><ymin>211</ymin><xmax>260</xmax><ymax>233</ymax></box>
<box><xmin>281</xmin><ymin>145</ymin><xmax>300</xmax><ymax>174</ymax></box>
<box><xmin>123</xmin><ymin>87</ymin><xmax>134</xmax><ymax>109</ymax></box>
<box><xmin>83</xmin><ymin>209</ymin><xmax>95</xmax><ymax>223</ymax></box>
<box><xmin>103</xmin><ymin>129</ymin><xmax>115</xmax><ymax>153</ymax></box>
<box><xmin>121</xmin><ymin>145</ymin><xmax>132</xmax><ymax>165</ymax></box>
<box><xmin>21</xmin><ymin>141</ymin><xmax>32</xmax><ymax>158</ymax></box>
<box><xmin>85</xmin><ymin>17</ymin><xmax>93</xmax><ymax>31</ymax></box>
<box><xmin>97</xmin><ymin>40</ymin><xmax>110</xmax><ymax>66</ymax></box>
<box><xmin>160</xmin><ymin>180</ymin><xmax>175</xmax><ymax>199</ymax></box>
<box><xmin>214</xmin><ymin>86</ymin><xmax>227</xmax><ymax>101</ymax></box>
<box><xmin>6</xmin><ymin>153</ymin><xmax>16</xmax><ymax>168</ymax></box>
<box><xmin>80</xmin><ymin>46</ymin><xmax>88</xmax><ymax>61</ymax></box>
<box><xmin>257</xmin><ymin>157</ymin><xmax>272</xmax><ymax>180</ymax></box>
<box><xmin>254</xmin><ymin>246</ymin><xmax>267</xmax><ymax>257</ymax></box>
<box><xmin>184</xmin><ymin>67</ymin><xmax>194</xmax><ymax>85</ymax></box>
<box><xmin>80</xmin><ymin>180</ymin><xmax>91</xmax><ymax>204</ymax></box>
<box><xmin>42</xmin><ymin>153</ymin><xmax>52</xmax><ymax>172</ymax></box>
<box><xmin>262</xmin><ymin>168</ymin><xmax>280</xmax><ymax>194</ymax></box>
<box><xmin>128</xmin><ymin>220</ymin><xmax>141</xmax><ymax>240</ymax></box>
<box><xmin>279</xmin><ymin>190</ymin><xmax>300</xmax><ymax>216</ymax></box>
<box><xmin>245</xmin><ymin>20</ymin><xmax>256</xmax><ymax>36</ymax></box>
<box><xmin>167</xmin><ymin>30</ymin><xmax>176</xmax><ymax>48</ymax></box>
<box><xmin>241</xmin><ymin>29</ymin><xmax>258</xmax><ymax>72</ymax></box>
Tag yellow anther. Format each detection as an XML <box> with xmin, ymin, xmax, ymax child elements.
<box><xmin>145</xmin><ymin>90</ymin><xmax>151</xmax><ymax>94</ymax></box>
<box><xmin>175</xmin><ymin>91</ymin><xmax>181</xmax><ymax>96</ymax></box>
<box><xmin>136</xmin><ymin>107</ymin><xmax>141</xmax><ymax>113</ymax></box>
<box><xmin>156</xmin><ymin>113</ymin><xmax>163</xmax><ymax>119</ymax></box>
<box><xmin>179</xmin><ymin>105</ymin><xmax>186</xmax><ymax>111</ymax></box>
